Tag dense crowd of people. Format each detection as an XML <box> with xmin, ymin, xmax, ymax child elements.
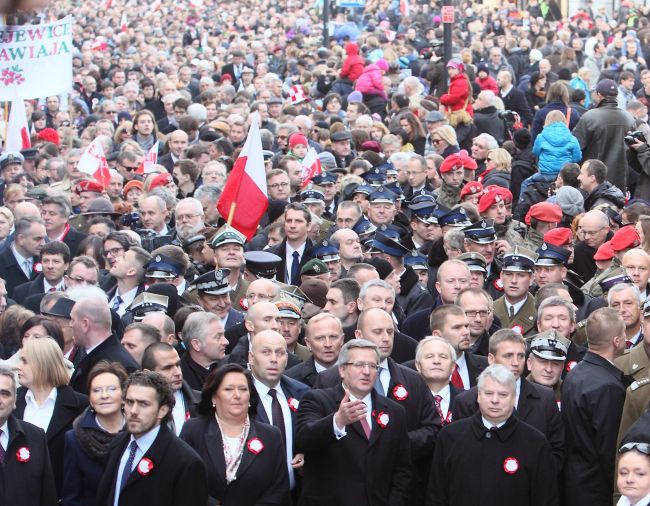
<box><xmin>1</xmin><ymin>0</ymin><xmax>650</xmax><ymax>504</ymax></box>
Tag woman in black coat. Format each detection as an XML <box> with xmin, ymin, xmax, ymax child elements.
<box><xmin>62</xmin><ymin>361</ymin><xmax>127</xmax><ymax>506</ymax></box>
<box><xmin>180</xmin><ymin>363</ymin><xmax>290</xmax><ymax>506</ymax></box>
<box><xmin>14</xmin><ymin>337</ymin><xmax>88</xmax><ymax>497</ymax></box>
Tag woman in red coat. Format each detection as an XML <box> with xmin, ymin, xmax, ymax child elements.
<box><xmin>440</xmin><ymin>58</ymin><xmax>474</xmax><ymax>127</ymax></box>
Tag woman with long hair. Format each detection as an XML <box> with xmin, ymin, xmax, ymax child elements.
<box><xmin>398</xmin><ymin>112</ymin><xmax>427</xmax><ymax>155</ymax></box>
<box><xmin>130</xmin><ymin>110</ymin><xmax>159</xmax><ymax>152</ymax></box>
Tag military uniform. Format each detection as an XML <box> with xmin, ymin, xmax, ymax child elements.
<box><xmin>581</xmin><ymin>258</ymin><xmax>623</xmax><ymax>297</ymax></box>
<box><xmin>494</xmin><ymin>293</ymin><xmax>537</xmax><ymax>335</ymax></box>
<box><xmin>433</xmin><ymin>180</ymin><xmax>462</xmax><ymax>209</ymax></box>
<box><xmin>521</xmin><ymin>227</ymin><xmax>544</xmax><ymax>252</ymax></box>
<box><xmin>210</xmin><ymin>225</ymin><xmax>248</xmax><ymax>311</ymax></box>
<box><xmin>617</xmin><ymin>375</ymin><xmax>650</xmax><ymax>446</ymax></box>
<box><xmin>615</xmin><ymin>343</ymin><xmax>650</xmax><ymax>382</ymax></box>
<box><xmin>495</xmin><ymin>219</ymin><xmax>525</xmax><ymax>246</ymax></box>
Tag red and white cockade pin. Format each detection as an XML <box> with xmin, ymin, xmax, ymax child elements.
<box><xmin>247</xmin><ymin>437</ymin><xmax>264</xmax><ymax>455</ymax></box>
<box><xmin>185</xmin><ymin>411</ymin><xmax>191</xmax><ymax>421</ymax></box>
<box><xmin>376</xmin><ymin>411</ymin><xmax>390</xmax><ymax>428</ymax></box>
<box><xmin>566</xmin><ymin>361</ymin><xmax>577</xmax><ymax>372</ymax></box>
<box><xmin>511</xmin><ymin>325</ymin><xmax>523</xmax><ymax>334</ymax></box>
<box><xmin>503</xmin><ymin>457</ymin><xmax>519</xmax><ymax>474</ymax></box>
<box><xmin>392</xmin><ymin>384</ymin><xmax>408</xmax><ymax>401</ymax></box>
<box><xmin>16</xmin><ymin>446</ymin><xmax>30</xmax><ymax>462</ymax></box>
<box><xmin>287</xmin><ymin>397</ymin><xmax>299</xmax><ymax>412</ymax></box>
<box><xmin>494</xmin><ymin>279</ymin><xmax>504</xmax><ymax>291</ymax></box>
<box><xmin>240</xmin><ymin>298</ymin><xmax>249</xmax><ymax>311</ymax></box>
<box><xmin>137</xmin><ymin>458</ymin><xmax>154</xmax><ymax>476</ymax></box>
<box><xmin>33</xmin><ymin>262</ymin><xmax>42</xmax><ymax>273</ymax></box>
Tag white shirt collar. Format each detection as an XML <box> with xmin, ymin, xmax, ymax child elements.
<box><xmin>506</xmin><ymin>297</ymin><xmax>527</xmax><ymax>317</ymax></box>
<box><xmin>0</xmin><ymin>419</ymin><xmax>8</xmax><ymax>449</ymax></box>
<box><xmin>252</xmin><ymin>374</ymin><xmax>281</xmax><ymax>398</ymax></box>
<box><xmin>617</xmin><ymin>492</ymin><xmax>650</xmax><ymax>506</ymax></box>
<box><xmin>432</xmin><ymin>383</ymin><xmax>450</xmax><ymax>401</ymax></box>
<box><xmin>11</xmin><ymin>244</ymin><xmax>31</xmax><ymax>268</ymax></box>
<box><xmin>43</xmin><ymin>278</ymin><xmax>65</xmax><ymax>292</ymax></box>
<box><xmin>482</xmin><ymin>416</ymin><xmax>507</xmax><ymax>429</ymax></box>
<box><xmin>131</xmin><ymin>423</ymin><xmax>161</xmax><ymax>447</ymax></box>
<box><xmin>286</xmin><ymin>242</ymin><xmax>307</xmax><ymax>257</ymax></box>
<box><xmin>25</xmin><ymin>387</ymin><xmax>58</xmax><ymax>406</ymax></box>
<box><xmin>313</xmin><ymin>360</ymin><xmax>328</xmax><ymax>373</ymax></box>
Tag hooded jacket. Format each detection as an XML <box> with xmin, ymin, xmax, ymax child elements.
<box><xmin>532</xmin><ymin>122</ymin><xmax>582</xmax><ymax>176</ymax></box>
<box><xmin>440</xmin><ymin>73</ymin><xmax>474</xmax><ymax>115</ymax></box>
<box><xmin>340</xmin><ymin>42</ymin><xmax>364</xmax><ymax>82</ymax></box>
<box><xmin>355</xmin><ymin>63</ymin><xmax>387</xmax><ymax>98</ymax></box>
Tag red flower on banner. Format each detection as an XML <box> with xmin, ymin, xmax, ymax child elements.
<box><xmin>0</xmin><ymin>66</ymin><xmax>25</xmax><ymax>86</ymax></box>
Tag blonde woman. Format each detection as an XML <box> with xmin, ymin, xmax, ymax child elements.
<box><xmin>430</xmin><ymin>125</ymin><xmax>460</xmax><ymax>158</ymax></box>
<box><xmin>0</xmin><ymin>206</ymin><xmax>14</xmax><ymax>240</ymax></box>
<box><xmin>479</xmin><ymin>148</ymin><xmax>512</xmax><ymax>188</ymax></box>
<box><xmin>15</xmin><ymin>337</ymin><xmax>88</xmax><ymax>494</ymax></box>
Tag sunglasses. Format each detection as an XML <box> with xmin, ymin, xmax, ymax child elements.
<box><xmin>619</xmin><ymin>442</ymin><xmax>650</xmax><ymax>455</ymax></box>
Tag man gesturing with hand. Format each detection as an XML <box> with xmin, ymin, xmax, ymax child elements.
<box><xmin>296</xmin><ymin>339</ymin><xmax>411</xmax><ymax>506</ymax></box>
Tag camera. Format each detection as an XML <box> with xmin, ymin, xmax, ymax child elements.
<box><xmin>624</xmin><ymin>130</ymin><xmax>647</xmax><ymax>146</ymax></box>
<box><xmin>498</xmin><ymin>110</ymin><xmax>518</xmax><ymax>122</ymax></box>
<box><xmin>121</xmin><ymin>212</ymin><xmax>142</xmax><ymax>230</ymax></box>
<box><xmin>420</xmin><ymin>40</ymin><xmax>444</xmax><ymax>59</ymax></box>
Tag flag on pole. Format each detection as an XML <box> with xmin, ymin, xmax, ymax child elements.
<box><xmin>300</xmin><ymin>147</ymin><xmax>322</xmax><ymax>188</ymax></box>
<box><xmin>216</xmin><ymin>113</ymin><xmax>268</xmax><ymax>240</ymax></box>
<box><xmin>104</xmin><ymin>0</ymin><xmax>112</xmax><ymax>9</ymax></box>
<box><xmin>5</xmin><ymin>100</ymin><xmax>31</xmax><ymax>153</ymax></box>
<box><xmin>77</xmin><ymin>138</ymin><xmax>111</xmax><ymax>189</ymax></box>
<box><xmin>120</xmin><ymin>12</ymin><xmax>128</xmax><ymax>32</ymax></box>
<box><xmin>136</xmin><ymin>141</ymin><xmax>159</xmax><ymax>175</ymax></box>
<box><xmin>399</xmin><ymin>0</ymin><xmax>410</xmax><ymax>16</ymax></box>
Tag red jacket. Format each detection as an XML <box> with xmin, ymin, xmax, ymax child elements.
<box><xmin>475</xmin><ymin>75</ymin><xmax>499</xmax><ymax>95</ymax></box>
<box><xmin>440</xmin><ymin>73</ymin><xmax>474</xmax><ymax>116</ymax></box>
<box><xmin>340</xmin><ymin>42</ymin><xmax>364</xmax><ymax>82</ymax></box>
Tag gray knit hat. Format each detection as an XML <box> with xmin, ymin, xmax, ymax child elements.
<box><xmin>555</xmin><ymin>186</ymin><xmax>584</xmax><ymax>217</ymax></box>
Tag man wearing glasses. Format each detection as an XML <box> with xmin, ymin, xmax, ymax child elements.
<box><xmin>116</xmin><ymin>150</ymin><xmax>144</xmax><ymax>182</ymax></box>
<box><xmin>571</xmin><ymin>209</ymin><xmax>613</xmax><ymax>283</ymax></box>
<box><xmin>297</xmin><ymin>338</ymin><xmax>411</xmax><ymax>506</ymax></box>
<box><xmin>266</xmin><ymin>169</ymin><xmax>291</xmax><ymax>201</ymax></box>
<box><xmin>455</xmin><ymin>287</ymin><xmax>496</xmax><ymax>357</ymax></box>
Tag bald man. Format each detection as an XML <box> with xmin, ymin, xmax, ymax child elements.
<box><xmin>622</xmin><ymin>248</ymin><xmax>650</xmax><ymax>298</ymax></box>
<box><xmin>69</xmin><ymin>296</ymin><xmax>139</xmax><ymax>394</ymax></box>
<box><xmin>315</xmin><ymin>307</ymin><xmax>437</xmax><ymax>504</ymax></box>
<box><xmin>249</xmin><ymin>330</ymin><xmax>310</xmax><ymax>491</ymax></box>
<box><xmin>158</xmin><ymin>129</ymin><xmax>189</xmax><ymax>172</ymax></box>
<box><xmin>571</xmin><ymin>210</ymin><xmax>612</xmax><ymax>282</ymax></box>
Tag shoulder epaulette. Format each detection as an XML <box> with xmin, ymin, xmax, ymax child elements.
<box><xmin>630</xmin><ymin>377</ymin><xmax>650</xmax><ymax>391</ymax></box>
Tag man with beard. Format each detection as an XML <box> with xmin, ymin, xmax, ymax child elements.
<box><xmin>174</xmin><ymin>198</ymin><xmax>205</xmax><ymax>243</ymax></box>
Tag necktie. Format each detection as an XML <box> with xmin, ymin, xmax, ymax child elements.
<box><xmin>626</xmin><ymin>340</ymin><xmax>634</xmax><ymax>349</ymax></box>
<box><xmin>359</xmin><ymin>414</ymin><xmax>371</xmax><ymax>439</ymax></box>
<box><xmin>374</xmin><ymin>367</ymin><xmax>385</xmax><ymax>396</ymax></box>
<box><xmin>509</xmin><ymin>305</ymin><xmax>515</xmax><ymax>318</ymax></box>
<box><xmin>434</xmin><ymin>394</ymin><xmax>444</xmax><ymax>419</ymax></box>
<box><xmin>290</xmin><ymin>251</ymin><xmax>300</xmax><ymax>285</ymax></box>
<box><xmin>119</xmin><ymin>440</ymin><xmax>138</xmax><ymax>492</ymax></box>
<box><xmin>112</xmin><ymin>295</ymin><xmax>123</xmax><ymax>312</ymax></box>
<box><xmin>269</xmin><ymin>389</ymin><xmax>286</xmax><ymax>446</ymax></box>
<box><xmin>22</xmin><ymin>259</ymin><xmax>31</xmax><ymax>278</ymax></box>
<box><xmin>48</xmin><ymin>286</ymin><xmax>57</xmax><ymax>292</ymax></box>
<box><xmin>451</xmin><ymin>364</ymin><xmax>464</xmax><ymax>389</ymax></box>
<box><xmin>0</xmin><ymin>429</ymin><xmax>5</xmax><ymax>465</ymax></box>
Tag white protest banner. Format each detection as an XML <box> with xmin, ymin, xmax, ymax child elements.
<box><xmin>0</xmin><ymin>16</ymin><xmax>72</xmax><ymax>100</ymax></box>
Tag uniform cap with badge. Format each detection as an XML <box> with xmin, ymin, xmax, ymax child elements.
<box><xmin>457</xmin><ymin>252</ymin><xmax>488</xmax><ymax>274</ymax></box>
<box><xmin>244</xmin><ymin>251</ymin><xmax>282</xmax><ymax>279</ymax></box>
<box><xmin>368</xmin><ymin>186</ymin><xmax>397</xmax><ymax>205</ymax></box>
<box><xmin>462</xmin><ymin>219</ymin><xmax>497</xmax><ymax>244</ymax></box>
<box><xmin>438</xmin><ymin>206</ymin><xmax>472</xmax><ymax>228</ymax></box>
<box><xmin>310</xmin><ymin>172</ymin><xmax>337</xmax><ymax>186</ymax></box>
<box><xmin>299</xmin><ymin>186</ymin><xmax>326</xmax><ymax>205</ymax></box>
<box><xmin>535</xmin><ymin>242</ymin><xmax>571</xmax><ymax>266</ymax></box>
<box><xmin>408</xmin><ymin>196</ymin><xmax>437</xmax><ymax>223</ymax></box>
<box><xmin>351</xmin><ymin>183</ymin><xmax>374</xmax><ymax>197</ymax></box>
<box><xmin>131</xmin><ymin>292</ymin><xmax>169</xmax><ymax>321</ymax></box>
<box><xmin>460</xmin><ymin>181</ymin><xmax>484</xmax><ymax>200</ymax></box>
<box><xmin>528</xmin><ymin>330</ymin><xmax>570</xmax><ymax>361</ymax></box>
<box><xmin>190</xmin><ymin>268</ymin><xmax>233</xmax><ymax>295</ymax></box>
<box><xmin>477</xmin><ymin>188</ymin><xmax>504</xmax><ymax>214</ymax></box>
<box><xmin>360</xmin><ymin>166</ymin><xmax>388</xmax><ymax>187</ymax></box>
<box><xmin>404</xmin><ymin>252</ymin><xmax>428</xmax><ymax>271</ymax></box>
<box><xmin>502</xmin><ymin>246</ymin><xmax>538</xmax><ymax>273</ymax></box>
<box><xmin>210</xmin><ymin>224</ymin><xmax>246</xmax><ymax>249</ymax></box>
<box><xmin>598</xmin><ymin>269</ymin><xmax>633</xmax><ymax>293</ymax></box>
<box><xmin>0</xmin><ymin>151</ymin><xmax>24</xmax><ymax>171</ymax></box>
<box><xmin>301</xmin><ymin>258</ymin><xmax>330</xmax><ymax>277</ymax></box>
<box><xmin>369</xmin><ymin>231</ymin><xmax>411</xmax><ymax>257</ymax></box>
<box><xmin>311</xmin><ymin>240</ymin><xmax>340</xmax><ymax>263</ymax></box>
<box><xmin>145</xmin><ymin>254</ymin><xmax>185</xmax><ymax>280</ymax></box>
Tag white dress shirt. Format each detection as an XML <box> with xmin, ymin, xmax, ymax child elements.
<box><xmin>515</xmin><ymin>377</ymin><xmax>521</xmax><ymax>408</ymax></box>
<box><xmin>171</xmin><ymin>390</ymin><xmax>187</xmax><ymax>436</ymax></box>
<box><xmin>616</xmin><ymin>492</ymin><xmax>650</xmax><ymax>506</ymax></box>
<box><xmin>431</xmin><ymin>384</ymin><xmax>450</xmax><ymax>419</ymax></box>
<box><xmin>285</xmin><ymin>242</ymin><xmax>306</xmax><ymax>284</ymax></box>
<box><xmin>253</xmin><ymin>376</ymin><xmax>295</xmax><ymax>489</ymax></box>
<box><xmin>114</xmin><ymin>425</ymin><xmax>161</xmax><ymax>506</ymax></box>
<box><xmin>333</xmin><ymin>390</ymin><xmax>372</xmax><ymax>438</ymax></box>
<box><xmin>43</xmin><ymin>278</ymin><xmax>65</xmax><ymax>293</ymax></box>
<box><xmin>109</xmin><ymin>286</ymin><xmax>139</xmax><ymax>317</ymax></box>
<box><xmin>482</xmin><ymin>416</ymin><xmax>506</xmax><ymax>429</ymax></box>
<box><xmin>505</xmin><ymin>297</ymin><xmax>527</xmax><ymax>318</ymax></box>
<box><xmin>455</xmin><ymin>353</ymin><xmax>471</xmax><ymax>390</ymax></box>
<box><xmin>23</xmin><ymin>388</ymin><xmax>58</xmax><ymax>432</ymax></box>
<box><xmin>0</xmin><ymin>420</ymin><xmax>8</xmax><ymax>452</ymax></box>
<box><xmin>314</xmin><ymin>360</ymin><xmax>328</xmax><ymax>373</ymax></box>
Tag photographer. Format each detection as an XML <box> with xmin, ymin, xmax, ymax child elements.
<box><xmin>627</xmin><ymin>130</ymin><xmax>650</xmax><ymax>201</ymax></box>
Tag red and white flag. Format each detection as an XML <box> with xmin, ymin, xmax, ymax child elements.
<box><xmin>136</xmin><ymin>141</ymin><xmax>159</xmax><ymax>175</ymax></box>
<box><xmin>120</xmin><ymin>12</ymin><xmax>128</xmax><ymax>32</ymax></box>
<box><xmin>216</xmin><ymin>113</ymin><xmax>268</xmax><ymax>240</ymax></box>
<box><xmin>5</xmin><ymin>100</ymin><xmax>31</xmax><ymax>153</ymax></box>
<box><xmin>104</xmin><ymin>0</ymin><xmax>112</xmax><ymax>9</ymax></box>
<box><xmin>399</xmin><ymin>0</ymin><xmax>410</xmax><ymax>16</ymax></box>
<box><xmin>78</xmin><ymin>138</ymin><xmax>111</xmax><ymax>189</ymax></box>
<box><xmin>300</xmin><ymin>147</ymin><xmax>322</xmax><ymax>188</ymax></box>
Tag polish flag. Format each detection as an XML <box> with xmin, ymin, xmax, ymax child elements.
<box><xmin>120</xmin><ymin>13</ymin><xmax>128</xmax><ymax>32</ymax></box>
<box><xmin>5</xmin><ymin>100</ymin><xmax>31</xmax><ymax>153</ymax></box>
<box><xmin>216</xmin><ymin>113</ymin><xmax>268</xmax><ymax>240</ymax></box>
<box><xmin>104</xmin><ymin>0</ymin><xmax>112</xmax><ymax>9</ymax></box>
<box><xmin>399</xmin><ymin>0</ymin><xmax>410</xmax><ymax>16</ymax></box>
<box><xmin>300</xmin><ymin>147</ymin><xmax>322</xmax><ymax>188</ymax></box>
<box><xmin>136</xmin><ymin>141</ymin><xmax>159</xmax><ymax>175</ymax></box>
<box><xmin>78</xmin><ymin>138</ymin><xmax>111</xmax><ymax>188</ymax></box>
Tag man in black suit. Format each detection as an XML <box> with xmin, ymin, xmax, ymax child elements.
<box><xmin>69</xmin><ymin>295</ymin><xmax>139</xmax><ymax>395</ymax></box>
<box><xmin>430</xmin><ymin>304</ymin><xmax>489</xmax><ymax>389</ymax></box>
<box><xmin>561</xmin><ymin>307</ymin><xmax>628</xmax><ymax>506</ymax></box>
<box><xmin>427</xmin><ymin>364</ymin><xmax>559</xmax><ymax>506</ymax></box>
<box><xmin>13</xmin><ymin>240</ymin><xmax>70</xmax><ymax>305</ymax></box>
<box><xmin>41</xmin><ymin>194</ymin><xmax>86</xmax><ymax>257</ymax></box>
<box><xmin>452</xmin><ymin>328</ymin><xmax>565</xmax><ymax>472</ymax></box>
<box><xmin>286</xmin><ymin>313</ymin><xmax>345</xmax><ymax>387</ymax></box>
<box><xmin>497</xmin><ymin>69</ymin><xmax>533</xmax><ymax>126</ymax></box>
<box><xmin>249</xmin><ymin>329</ymin><xmax>310</xmax><ymax>492</ymax></box>
<box><xmin>142</xmin><ymin>342</ymin><xmax>200</xmax><ymax>436</ymax></box>
<box><xmin>179</xmin><ymin>311</ymin><xmax>229</xmax><ymax>391</ymax></box>
<box><xmin>96</xmin><ymin>370</ymin><xmax>208</xmax><ymax>506</ymax></box>
<box><xmin>414</xmin><ymin>336</ymin><xmax>463</xmax><ymax>426</ymax></box>
<box><xmin>0</xmin><ymin>216</ymin><xmax>46</xmax><ymax>298</ymax></box>
<box><xmin>157</xmin><ymin>130</ymin><xmax>188</xmax><ymax>174</ymax></box>
<box><xmin>315</xmin><ymin>308</ymin><xmax>437</xmax><ymax>504</ymax></box>
<box><xmin>0</xmin><ymin>365</ymin><xmax>57</xmax><ymax>505</ymax></box>
<box><xmin>297</xmin><ymin>339</ymin><xmax>411</xmax><ymax>506</ymax></box>
<box><xmin>269</xmin><ymin>202</ymin><xmax>314</xmax><ymax>286</ymax></box>
<box><xmin>221</xmin><ymin>50</ymin><xmax>246</xmax><ymax>86</ymax></box>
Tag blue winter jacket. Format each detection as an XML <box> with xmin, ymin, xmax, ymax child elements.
<box><xmin>532</xmin><ymin>122</ymin><xmax>582</xmax><ymax>176</ymax></box>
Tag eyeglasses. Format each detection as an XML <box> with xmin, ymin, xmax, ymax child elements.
<box><xmin>431</xmin><ymin>139</ymin><xmax>441</xmax><ymax>144</ymax></box>
<box><xmin>104</xmin><ymin>247</ymin><xmax>125</xmax><ymax>257</ymax></box>
<box><xmin>578</xmin><ymin>226</ymin><xmax>606</xmax><ymax>236</ymax></box>
<box><xmin>176</xmin><ymin>213</ymin><xmax>202</xmax><ymax>222</ymax></box>
<box><xmin>121</xmin><ymin>165</ymin><xmax>140</xmax><ymax>172</ymax></box>
<box><xmin>619</xmin><ymin>442</ymin><xmax>650</xmax><ymax>455</ymax></box>
<box><xmin>343</xmin><ymin>361</ymin><xmax>379</xmax><ymax>371</ymax></box>
<box><xmin>67</xmin><ymin>275</ymin><xmax>98</xmax><ymax>285</ymax></box>
<box><xmin>465</xmin><ymin>310</ymin><xmax>491</xmax><ymax>318</ymax></box>
<box><xmin>268</xmin><ymin>182</ymin><xmax>289</xmax><ymax>189</ymax></box>
<box><xmin>60</xmin><ymin>121</ymin><xmax>71</xmax><ymax>127</ymax></box>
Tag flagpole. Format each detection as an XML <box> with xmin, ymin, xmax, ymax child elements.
<box><xmin>227</xmin><ymin>202</ymin><xmax>236</xmax><ymax>225</ymax></box>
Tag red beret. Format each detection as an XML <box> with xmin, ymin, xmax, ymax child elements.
<box><xmin>543</xmin><ymin>227</ymin><xmax>572</xmax><ymax>247</ymax></box>
<box><xmin>149</xmin><ymin>172</ymin><xmax>174</xmax><ymax>191</ymax></box>
<box><xmin>74</xmin><ymin>180</ymin><xmax>104</xmax><ymax>194</ymax></box>
<box><xmin>594</xmin><ymin>240</ymin><xmax>615</xmax><ymax>261</ymax></box>
<box><xmin>610</xmin><ymin>225</ymin><xmax>641</xmax><ymax>252</ymax></box>
<box><xmin>36</xmin><ymin>127</ymin><xmax>60</xmax><ymax>146</ymax></box>
<box><xmin>439</xmin><ymin>150</ymin><xmax>478</xmax><ymax>173</ymax></box>
<box><xmin>485</xmin><ymin>185</ymin><xmax>513</xmax><ymax>205</ymax></box>
<box><xmin>460</xmin><ymin>181</ymin><xmax>483</xmax><ymax>200</ymax></box>
<box><xmin>525</xmin><ymin>202</ymin><xmax>563</xmax><ymax>226</ymax></box>
<box><xmin>220</xmin><ymin>74</ymin><xmax>233</xmax><ymax>83</ymax></box>
<box><xmin>478</xmin><ymin>189</ymin><xmax>504</xmax><ymax>214</ymax></box>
